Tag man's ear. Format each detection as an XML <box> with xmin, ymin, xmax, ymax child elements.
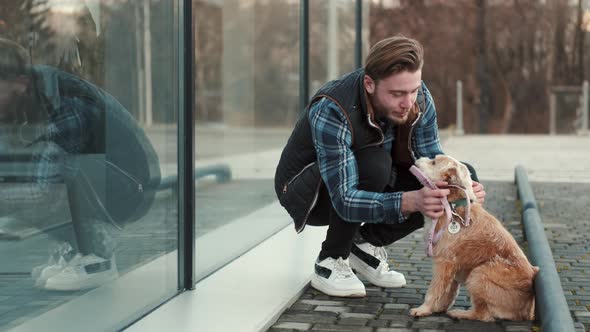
<box><xmin>364</xmin><ymin>75</ymin><xmax>375</xmax><ymax>94</ymax></box>
<box><xmin>13</xmin><ymin>76</ymin><xmax>29</xmax><ymax>94</ymax></box>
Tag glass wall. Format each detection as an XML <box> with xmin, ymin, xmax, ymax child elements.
<box><xmin>309</xmin><ymin>0</ymin><xmax>358</xmax><ymax>91</ymax></box>
<box><xmin>0</xmin><ymin>0</ymin><xmax>371</xmax><ymax>328</ymax></box>
<box><xmin>193</xmin><ymin>0</ymin><xmax>300</xmax><ymax>281</ymax></box>
<box><xmin>0</xmin><ymin>0</ymin><xmax>179</xmax><ymax>330</ymax></box>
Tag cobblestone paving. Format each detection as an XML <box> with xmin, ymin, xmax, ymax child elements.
<box><xmin>532</xmin><ymin>182</ymin><xmax>590</xmax><ymax>332</ymax></box>
<box><xmin>269</xmin><ymin>181</ymin><xmax>588</xmax><ymax>332</ymax></box>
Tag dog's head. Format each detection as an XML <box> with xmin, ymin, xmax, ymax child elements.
<box><xmin>415</xmin><ymin>155</ymin><xmax>477</xmax><ymax>202</ymax></box>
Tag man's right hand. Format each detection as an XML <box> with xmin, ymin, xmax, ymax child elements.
<box><xmin>401</xmin><ymin>181</ymin><xmax>450</xmax><ymax>219</ymax></box>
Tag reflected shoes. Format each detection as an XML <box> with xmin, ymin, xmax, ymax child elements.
<box><xmin>32</xmin><ymin>254</ymin><xmax>80</xmax><ymax>288</ymax></box>
<box><xmin>310</xmin><ymin>257</ymin><xmax>366</xmax><ymax>297</ymax></box>
<box><xmin>349</xmin><ymin>242</ymin><xmax>406</xmax><ymax>288</ymax></box>
<box><xmin>41</xmin><ymin>254</ymin><xmax>119</xmax><ymax>291</ymax></box>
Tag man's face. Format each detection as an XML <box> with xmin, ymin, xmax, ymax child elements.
<box><xmin>0</xmin><ymin>78</ymin><xmax>27</xmax><ymax>120</ymax></box>
<box><xmin>364</xmin><ymin>70</ymin><xmax>422</xmax><ymax>125</ymax></box>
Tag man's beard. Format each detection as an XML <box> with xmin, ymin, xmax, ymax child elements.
<box><xmin>368</xmin><ymin>95</ymin><xmax>409</xmax><ymax>126</ymax></box>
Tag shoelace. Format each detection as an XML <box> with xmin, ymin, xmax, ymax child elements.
<box><xmin>363</xmin><ymin>244</ymin><xmax>390</xmax><ymax>273</ymax></box>
<box><xmin>373</xmin><ymin>246</ymin><xmax>388</xmax><ymax>262</ymax></box>
<box><xmin>333</xmin><ymin>258</ymin><xmax>354</xmax><ymax>278</ymax></box>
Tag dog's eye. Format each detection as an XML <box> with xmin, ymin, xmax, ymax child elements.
<box><xmin>431</xmin><ymin>160</ymin><xmax>436</xmax><ymax>165</ymax></box>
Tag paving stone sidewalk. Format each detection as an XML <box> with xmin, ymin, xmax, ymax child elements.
<box><xmin>268</xmin><ymin>181</ymin><xmax>589</xmax><ymax>332</ymax></box>
<box><xmin>532</xmin><ymin>182</ymin><xmax>590</xmax><ymax>332</ymax></box>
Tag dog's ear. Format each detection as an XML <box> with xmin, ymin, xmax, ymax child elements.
<box><xmin>442</xmin><ymin>167</ymin><xmax>458</xmax><ymax>183</ymax></box>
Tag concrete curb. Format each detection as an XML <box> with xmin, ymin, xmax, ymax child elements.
<box><xmin>515</xmin><ymin>165</ymin><xmax>576</xmax><ymax>332</ymax></box>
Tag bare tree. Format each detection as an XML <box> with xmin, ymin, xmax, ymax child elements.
<box><xmin>369</xmin><ymin>0</ymin><xmax>586</xmax><ymax>134</ymax></box>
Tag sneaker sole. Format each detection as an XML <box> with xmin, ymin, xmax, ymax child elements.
<box><xmin>44</xmin><ymin>271</ymin><xmax>118</xmax><ymax>291</ymax></box>
<box><xmin>349</xmin><ymin>254</ymin><xmax>406</xmax><ymax>288</ymax></box>
<box><xmin>35</xmin><ymin>267</ymin><xmax>65</xmax><ymax>288</ymax></box>
<box><xmin>310</xmin><ymin>274</ymin><xmax>366</xmax><ymax>298</ymax></box>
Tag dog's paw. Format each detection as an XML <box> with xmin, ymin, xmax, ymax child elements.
<box><xmin>446</xmin><ymin>309</ymin><xmax>468</xmax><ymax>320</ymax></box>
<box><xmin>447</xmin><ymin>309</ymin><xmax>495</xmax><ymax>322</ymax></box>
<box><xmin>410</xmin><ymin>305</ymin><xmax>432</xmax><ymax>317</ymax></box>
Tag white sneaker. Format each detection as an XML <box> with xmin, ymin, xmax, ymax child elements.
<box><xmin>31</xmin><ymin>242</ymin><xmax>77</xmax><ymax>287</ymax></box>
<box><xmin>310</xmin><ymin>257</ymin><xmax>366</xmax><ymax>297</ymax></box>
<box><xmin>44</xmin><ymin>254</ymin><xmax>119</xmax><ymax>291</ymax></box>
<box><xmin>349</xmin><ymin>242</ymin><xmax>406</xmax><ymax>288</ymax></box>
<box><xmin>32</xmin><ymin>256</ymin><xmax>65</xmax><ymax>280</ymax></box>
<box><xmin>33</xmin><ymin>255</ymin><xmax>80</xmax><ymax>288</ymax></box>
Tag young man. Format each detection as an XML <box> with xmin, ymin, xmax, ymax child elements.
<box><xmin>275</xmin><ymin>36</ymin><xmax>485</xmax><ymax>297</ymax></box>
<box><xmin>0</xmin><ymin>37</ymin><xmax>160</xmax><ymax>290</ymax></box>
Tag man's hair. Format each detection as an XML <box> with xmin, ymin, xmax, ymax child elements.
<box><xmin>0</xmin><ymin>37</ymin><xmax>30</xmax><ymax>80</ymax></box>
<box><xmin>364</xmin><ymin>35</ymin><xmax>424</xmax><ymax>81</ymax></box>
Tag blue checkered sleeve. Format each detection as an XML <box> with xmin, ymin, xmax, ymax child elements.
<box><xmin>414</xmin><ymin>82</ymin><xmax>444</xmax><ymax>158</ymax></box>
<box><xmin>309</xmin><ymin>98</ymin><xmax>405</xmax><ymax>224</ymax></box>
<box><xmin>0</xmin><ymin>97</ymin><xmax>91</xmax><ymax>203</ymax></box>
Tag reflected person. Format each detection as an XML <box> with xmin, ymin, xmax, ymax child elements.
<box><xmin>0</xmin><ymin>37</ymin><xmax>160</xmax><ymax>291</ymax></box>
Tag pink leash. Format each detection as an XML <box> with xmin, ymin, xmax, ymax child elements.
<box><xmin>409</xmin><ymin>166</ymin><xmax>471</xmax><ymax>257</ymax></box>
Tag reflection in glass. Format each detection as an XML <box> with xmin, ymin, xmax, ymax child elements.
<box><xmin>0</xmin><ymin>0</ymin><xmax>178</xmax><ymax>330</ymax></box>
<box><xmin>193</xmin><ymin>0</ymin><xmax>299</xmax><ymax>281</ymax></box>
<box><xmin>310</xmin><ymin>0</ymin><xmax>357</xmax><ymax>91</ymax></box>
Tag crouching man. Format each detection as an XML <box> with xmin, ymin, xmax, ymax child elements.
<box><xmin>274</xmin><ymin>35</ymin><xmax>485</xmax><ymax>297</ymax></box>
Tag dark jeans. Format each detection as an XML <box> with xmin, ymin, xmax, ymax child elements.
<box><xmin>312</xmin><ymin>147</ymin><xmax>478</xmax><ymax>260</ymax></box>
<box><xmin>64</xmin><ymin>155</ymin><xmax>117</xmax><ymax>260</ymax></box>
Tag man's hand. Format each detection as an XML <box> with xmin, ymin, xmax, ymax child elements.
<box><xmin>472</xmin><ymin>181</ymin><xmax>486</xmax><ymax>204</ymax></box>
<box><xmin>402</xmin><ymin>181</ymin><xmax>450</xmax><ymax>219</ymax></box>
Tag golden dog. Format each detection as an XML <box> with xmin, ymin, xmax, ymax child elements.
<box><xmin>409</xmin><ymin>155</ymin><xmax>539</xmax><ymax>321</ymax></box>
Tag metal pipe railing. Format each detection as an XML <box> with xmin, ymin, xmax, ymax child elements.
<box><xmin>158</xmin><ymin>164</ymin><xmax>231</xmax><ymax>191</ymax></box>
<box><xmin>515</xmin><ymin>165</ymin><xmax>575</xmax><ymax>331</ymax></box>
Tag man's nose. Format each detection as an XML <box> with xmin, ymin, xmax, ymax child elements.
<box><xmin>400</xmin><ymin>94</ymin><xmax>413</xmax><ymax>109</ymax></box>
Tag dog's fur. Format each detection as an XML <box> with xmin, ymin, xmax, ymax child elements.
<box><xmin>409</xmin><ymin>155</ymin><xmax>539</xmax><ymax>321</ymax></box>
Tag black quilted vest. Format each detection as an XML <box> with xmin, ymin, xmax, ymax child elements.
<box><xmin>274</xmin><ymin>69</ymin><xmax>385</xmax><ymax>232</ymax></box>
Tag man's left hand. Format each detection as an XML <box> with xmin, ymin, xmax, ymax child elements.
<box><xmin>472</xmin><ymin>181</ymin><xmax>485</xmax><ymax>204</ymax></box>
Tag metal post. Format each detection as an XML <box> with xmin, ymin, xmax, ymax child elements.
<box><xmin>143</xmin><ymin>1</ymin><xmax>153</xmax><ymax>127</ymax></box>
<box><xmin>549</xmin><ymin>93</ymin><xmax>556</xmax><ymax>135</ymax></box>
<box><xmin>327</xmin><ymin>0</ymin><xmax>339</xmax><ymax>80</ymax></box>
<box><xmin>299</xmin><ymin>0</ymin><xmax>309</xmax><ymax>111</ymax></box>
<box><xmin>134</xmin><ymin>4</ymin><xmax>145</xmax><ymax>123</ymax></box>
<box><xmin>456</xmin><ymin>80</ymin><xmax>464</xmax><ymax>135</ymax></box>
<box><xmin>355</xmin><ymin>0</ymin><xmax>362</xmax><ymax>69</ymax></box>
<box><xmin>178</xmin><ymin>0</ymin><xmax>195</xmax><ymax>290</ymax></box>
<box><xmin>582</xmin><ymin>80</ymin><xmax>588</xmax><ymax>134</ymax></box>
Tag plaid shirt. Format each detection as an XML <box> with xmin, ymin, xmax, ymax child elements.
<box><xmin>308</xmin><ymin>81</ymin><xmax>443</xmax><ymax>224</ymax></box>
<box><xmin>0</xmin><ymin>65</ymin><xmax>99</xmax><ymax>203</ymax></box>
<box><xmin>0</xmin><ymin>97</ymin><xmax>92</xmax><ymax>203</ymax></box>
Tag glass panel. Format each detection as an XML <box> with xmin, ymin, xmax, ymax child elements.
<box><xmin>0</xmin><ymin>0</ymin><xmax>179</xmax><ymax>330</ymax></box>
<box><xmin>310</xmin><ymin>0</ymin><xmax>357</xmax><ymax>91</ymax></box>
<box><xmin>193</xmin><ymin>0</ymin><xmax>299</xmax><ymax>282</ymax></box>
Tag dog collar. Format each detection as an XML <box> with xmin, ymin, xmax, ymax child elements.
<box><xmin>409</xmin><ymin>166</ymin><xmax>472</xmax><ymax>257</ymax></box>
<box><xmin>451</xmin><ymin>198</ymin><xmax>470</xmax><ymax>208</ymax></box>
